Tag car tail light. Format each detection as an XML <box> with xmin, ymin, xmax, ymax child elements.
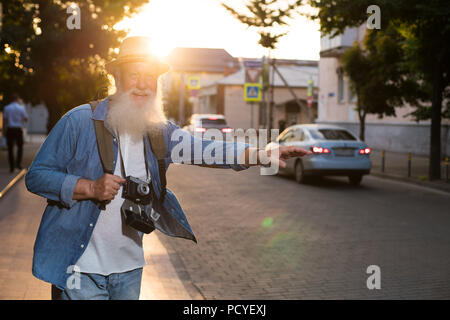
<box><xmin>195</xmin><ymin>127</ymin><xmax>206</xmax><ymax>133</ymax></box>
<box><xmin>221</xmin><ymin>128</ymin><xmax>233</xmax><ymax>133</ymax></box>
<box><xmin>208</xmin><ymin>117</ymin><xmax>218</xmax><ymax>120</ymax></box>
<box><xmin>359</xmin><ymin>147</ymin><xmax>371</xmax><ymax>155</ymax></box>
<box><xmin>311</xmin><ymin>146</ymin><xmax>330</xmax><ymax>154</ymax></box>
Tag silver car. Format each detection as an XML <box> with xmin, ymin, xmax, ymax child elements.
<box><xmin>183</xmin><ymin>114</ymin><xmax>233</xmax><ymax>140</ymax></box>
<box><xmin>266</xmin><ymin>124</ymin><xmax>372</xmax><ymax>185</ymax></box>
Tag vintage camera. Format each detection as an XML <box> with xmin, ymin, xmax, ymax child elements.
<box><xmin>121</xmin><ymin>202</ymin><xmax>155</xmax><ymax>234</ymax></box>
<box><xmin>121</xmin><ymin>176</ymin><xmax>155</xmax><ymax>234</ymax></box>
<box><xmin>122</xmin><ymin>176</ymin><xmax>152</xmax><ymax>205</ymax></box>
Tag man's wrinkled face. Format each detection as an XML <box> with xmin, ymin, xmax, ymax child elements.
<box><xmin>107</xmin><ymin>61</ymin><xmax>167</xmax><ymax>139</ymax></box>
<box><xmin>119</xmin><ymin>62</ymin><xmax>158</xmax><ymax>104</ymax></box>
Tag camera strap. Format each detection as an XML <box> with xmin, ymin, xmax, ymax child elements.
<box><xmin>116</xmin><ymin>132</ymin><xmax>150</xmax><ymax>183</ymax></box>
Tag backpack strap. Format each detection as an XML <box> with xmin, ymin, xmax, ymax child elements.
<box><xmin>89</xmin><ymin>101</ymin><xmax>114</xmax><ymax>174</ymax></box>
<box><xmin>148</xmin><ymin>129</ymin><xmax>167</xmax><ymax>205</ymax></box>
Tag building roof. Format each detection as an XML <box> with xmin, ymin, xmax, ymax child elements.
<box><xmin>217</xmin><ymin>65</ymin><xmax>318</xmax><ymax>87</ymax></box>
<box><xmin>167</xmin><ymin>47</ymin><xmax>239</xmax><ymax>73</ymax></box>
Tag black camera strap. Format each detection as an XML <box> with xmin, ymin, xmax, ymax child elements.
<box><xmin>116</xmin><ymin>132</ymin><xmax>150</xmax><ymax>183</ymax></box>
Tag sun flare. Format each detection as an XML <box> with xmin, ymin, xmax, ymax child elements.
<box><xmin>114</xmin><ymin>0</ymin><xmax>320</xmax><ymax>60</ymax></box>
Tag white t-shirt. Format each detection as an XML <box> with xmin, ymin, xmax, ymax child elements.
<box><xmin>76</xmin><ymin>133</ymin><xmax>149</xmax><ymax>275</ymax></box>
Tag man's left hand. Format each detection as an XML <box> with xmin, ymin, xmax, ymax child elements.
<box><xmin>264</xmin><ymin>146</ymin><xmax>312</xmax><ymax>168</ymax></box>
<box><xmin>243</xmin><ymin>146</ymin><xmax>312</xmax><ymax>168</ymax></box>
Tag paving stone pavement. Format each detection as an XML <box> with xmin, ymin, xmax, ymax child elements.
<box><xmin>0</xmin><ymin>139</ymin><xmax>196</xmax><ymax>300</ymax></box>
<box><xmin>157</xmin><ymin>163</ymin><xmax>450</xmax><ymax>300</ymax></box>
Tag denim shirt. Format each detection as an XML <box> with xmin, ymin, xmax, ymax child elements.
<box><xmin>25</xmin><ymin>98</ymin><xmax>249</xmax><ymax>289</ymax></box>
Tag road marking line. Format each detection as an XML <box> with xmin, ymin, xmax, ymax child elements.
<box><xmin>0</xmin><ymin>169</ymin><xmax>27</xmax><ymax>199</ymax></box>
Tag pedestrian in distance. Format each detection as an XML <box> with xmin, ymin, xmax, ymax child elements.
<box><xmin>3</xmin><ymin>93</ymin><xmax>28</xmax><ymax>173</ymax></box>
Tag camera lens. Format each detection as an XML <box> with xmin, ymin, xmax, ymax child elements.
<box><xmin>137</xmin><ymin>183</ymin><xmax>150</xmax><ymax>196</ymax></box>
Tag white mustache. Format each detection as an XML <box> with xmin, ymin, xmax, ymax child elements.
<box><xmin>130</xmin><ymin>89</ymin><xmax>153</xmax><ymax>97</ymax></box>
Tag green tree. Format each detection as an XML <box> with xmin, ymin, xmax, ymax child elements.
<box><xmin>0</xmin><ymin>0</ymin><xmax>148</xmax><ymax>131</ymax></box>
<box><xmin>341</xmin><ymin>26</ymin><xmax>422</xmax><ymax>140</ymax></box>
<box><xmin>0</xmin><ymin>1</ymin><xmax>36</xmax><ymax>104</ymax></box>
<box><xmin>307</xmin><ymin>0</ymin><xmax>450</xmax><ymax>180</ymax></box>
<box><xmin>222</xmin><ymin>0</ymin><xmax>303</xmax><ymax>129</ymax></box>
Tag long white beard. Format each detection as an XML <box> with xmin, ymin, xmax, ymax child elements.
<box><xmin>105</xmin><ymin>88</ymin><xmax>167</xmax><ymax>141</ymax></box>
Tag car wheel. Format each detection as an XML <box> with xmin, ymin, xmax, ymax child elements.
<box><xmin>295</xmin><ymin>160</ymin><xmax>307</xmax><ymax>184</ymax></box>
<box><xmin>348</xmin><ymin>174</ymin><xmax>363</xmax><ymax>186</ymax></box>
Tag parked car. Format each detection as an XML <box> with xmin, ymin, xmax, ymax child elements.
<box><xmin>184</xmin><ymin>114</ymin><xmax>233</xmax><ymax>140</ymax></box>
<box><xmin>265</xmin><ymin>124</ymin><xmax>372</xmax><ymax>185</ymax></box>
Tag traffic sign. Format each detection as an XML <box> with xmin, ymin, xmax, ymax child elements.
<box><xmin>243</xmin><ymin>61</ymin><xmax>262</xmax><ymax>69</ymax></box>
<box><xmin>187</xmin><ymin>76</ymin><xmax>200</xmax><ymax>90</ymax></box>
<box><xmin>244</xmin><ymin>83</ymin><xmax>262</xmax><ymax>102</ymax></box>
<box><xmin>245</xmin><ymin>68</ymin><xmax>262</xmax><ymax>83</ymax></box>
<box><xmin>307</xmin><ymin>79</ymin><xmax>313</xmax><ymax>96</ymax></box>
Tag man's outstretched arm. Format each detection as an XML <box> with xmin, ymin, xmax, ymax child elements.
<box><xmin>239</xmin><ymin>146</ymin><xmax>312</xmax><ymax>168</ymax></box>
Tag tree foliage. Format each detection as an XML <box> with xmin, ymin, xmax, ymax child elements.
<box><xmin>222</xmin><ymin>0</ymin><xmax>304</xmax><ymax>129</ymax></box>
<box><xmin>222</xmin><ymin>0</ymin><xmax>303</xmax><ymax>49</ymax></box>
<box><xmin>307</xmin><ymin>0</ymin><xmax>450</xmax><ymax>179</ymax></box>
<box><xmin>0</xmin><ymin>0</ymin><xmax>148</xmax><ymax>131</ymax></box>
<box><xmin>341</xmin><ymin>25</ymin><xmax>425</xmax><ymax>140</ymax></box>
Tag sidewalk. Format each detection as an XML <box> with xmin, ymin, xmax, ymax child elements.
<box><xmin>0</xmin><ymin>134</ymin><xmax>200</xmax><ymax>300</ymax></box>
<box><xmin>370</xmin><ymin>149</ymin><xmax>450</xmax><ymax>193</ymax></box>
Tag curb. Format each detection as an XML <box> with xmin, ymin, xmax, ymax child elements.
<box><xmin>163</xmin><ymin>239</ymin><xmax>205</xmax><ymax>300</ymax></box>
<box><xmin>0</xmin><ymin>169</ymin><xmax>27</xmax><ymax>199</ymax></box>
<box><xmin>370</xmin><ymin>171</ymin><xmax>450</xmax><ymax>195</ymax></box>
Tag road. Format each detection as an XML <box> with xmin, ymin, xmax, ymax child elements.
<box><xmin>1</xmin><ymin>141</ymin><xmax>449</xmax><ymax>299</ymax></box>
<box><xmin>159</xmin><ymin>164</ymin><xmax>450</xmax><ymax>299</ymax></box>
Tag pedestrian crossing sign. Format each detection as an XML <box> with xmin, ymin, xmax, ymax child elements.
<box><xmin>244</xmin><ymin>83</ymin><xmax>262</xmax><ymax>102</ymax></box>
<box><xmin>187</xmin><ymin>76</ymin><xmax>201</xmax><ymax>90</ymax></box>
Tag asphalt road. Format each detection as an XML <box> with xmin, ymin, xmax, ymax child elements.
<box><xmin>159</xmin><ymin>163</ymin><xmax>450</xmax><ymax>299</ymax></box>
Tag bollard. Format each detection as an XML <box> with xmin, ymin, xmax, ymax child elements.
<box><xmin>445</xmin><ymin>157</ymin><xmax>449</xmax><ymax>182</ymax></box>
<box><xmin>407</xmin><ymin>153</ymin><xmax>412</xmax><ymax>178</ymax></box>
<box><xmin>381</xmin><ymin>150</ymin><xmax>385</xmax><ymax>173</ymax></box>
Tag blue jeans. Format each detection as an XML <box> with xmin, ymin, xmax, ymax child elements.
<box><xmin>51</xmin><ymin>267</ymin><xmax>143</xmax><ymax>300</ymax></box>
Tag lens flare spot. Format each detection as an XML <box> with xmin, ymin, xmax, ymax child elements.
<box><xmin>262</xmin><ymin>217</ymin><xmax>274</xmax><ymax>228</ymax></box>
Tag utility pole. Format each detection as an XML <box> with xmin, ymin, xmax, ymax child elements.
<box><xmin>269</xmin><ymin>58</ymin><xmax>276</xmax><ymax>130</ymax></box>
<box><xmin>250</xmin><ymin>102</ymin><xmax>254</xmax><ymax>128</ymax></box>
<box><xmin>261</xmin><ymin>55</ymin><xmax>267</xmax><ymax>129</ymax></box>
<box><xmin>178</xmin><ymin>71</ymin><xmax>185</xmax><ymax>126</ymax></box>
<box><xmin>272</xmin><ymin>64</ymin><xmax>312</xmax><ymax>123</ymax></box>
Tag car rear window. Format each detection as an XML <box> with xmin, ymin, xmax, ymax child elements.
<box><xmin>200</xmin><ymin>119</ymin><xmax>227</xmax><ymax>126</ymax></box>
<box><xmin>310</xmin><ymin>129</ymin><xmax>356</xmax><ymax>141</ymax></box>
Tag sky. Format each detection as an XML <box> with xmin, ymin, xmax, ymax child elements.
<box><xmin>114</xmin><ymin>0</ymin><xmax>321</xmax><ymax>61</ymax></box>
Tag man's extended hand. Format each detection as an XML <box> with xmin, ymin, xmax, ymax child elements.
<box><xmin>265</xmin><ymin>146</ymin><xmax>312</xmax><ymax>168</ymax></box>
<box><xmin>243</xmin><ymin>146</ymin><xmax>312</xmax><ymax>168</ymax></box>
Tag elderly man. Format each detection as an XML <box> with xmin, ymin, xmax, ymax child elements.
<box><xmin>25</xmin><ymin>36</ymin><xmax>310</xmax><ymax>300</ymax></box>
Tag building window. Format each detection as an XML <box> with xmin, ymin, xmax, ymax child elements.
<box><xmin>348</xmin><ymin>84</ymin><xmax>356</xmax><ymax>103</ymax></box>
<box><xmin>337</xmin><ymin>68</ymin><xmax>345</xmax><ymax>103</ymax></box>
